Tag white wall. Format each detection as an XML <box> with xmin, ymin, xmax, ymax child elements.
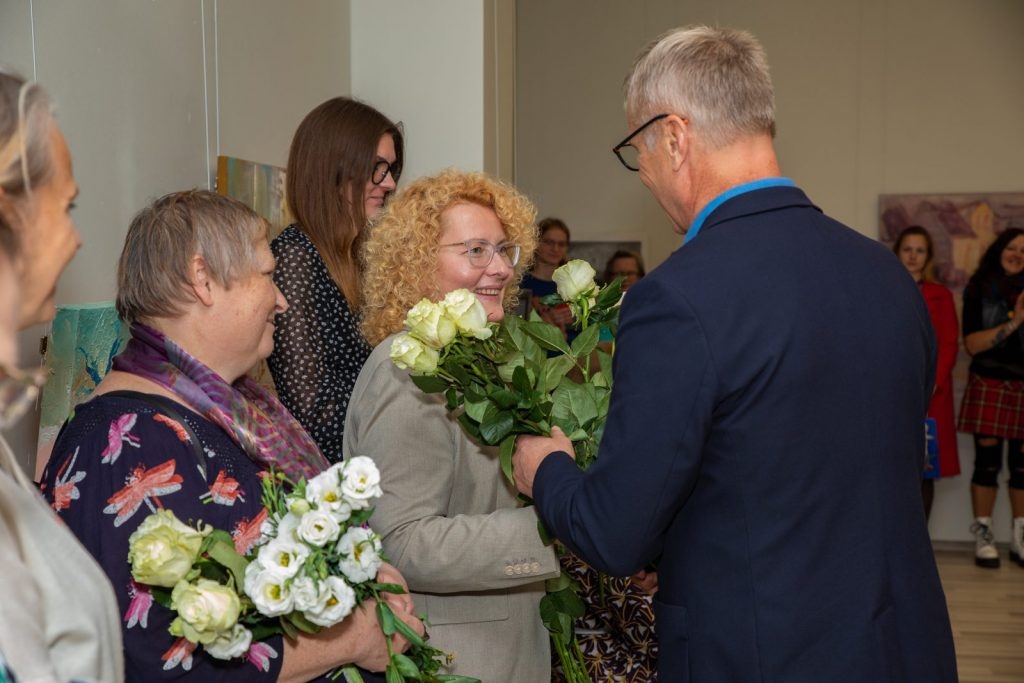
<box><xmin>350</xmin><ymin>0</ymin><xmax>486</xmax><ymax>181</ymax></box>
<box><xmin>0</xmin><ymin>0</ymin><xmax>354</xmax><ymax>472</ymax></box>
<box><xmin>515</xmin><ymin>0</ymin><xmax>1024</xmax><ymax>543</ymax></box>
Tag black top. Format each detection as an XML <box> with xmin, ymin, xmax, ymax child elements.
<box><xmin>962</xmin><ymin>276</ymin><xmax>1024</xmax><ymax>380</ymax></box>
<box><xmin>267</xmin><ymin>225</ymin><xmax>372</xmax><ymax>462</ymax></box>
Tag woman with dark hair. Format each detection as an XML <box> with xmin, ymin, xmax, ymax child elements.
<box><xmin>267</xmin><ymin>97</ymin><xmax>403</xmax><ymax>462</ymax></box>
<box><xmin>958</xmin><ymin>227</ymin><xmax>1024</xmax><ymax>568</ymax></box>
<box><xmin>521</xmin><ymin>217</ymin><xmax>574</xmax><ymax>335</ymax></box>
<box><xmin>893</xmin><ymin>226</ymin><xmax>960</xmax><ymax>517</ymax></box>
<box><xmin>602</xmin><ymin>249</ymin><xmax>645</xmax><ymax>291</ymax></box>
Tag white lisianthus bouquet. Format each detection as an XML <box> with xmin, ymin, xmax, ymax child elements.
<box><xmin>127</xmin><ymin>458</ymin><xmax>476</xmax><ymax>682</ymax></box>
<box><xmin>389</xmin><ymin>260</ymin><xmax>624</xmax><ymax>683</ymax></box>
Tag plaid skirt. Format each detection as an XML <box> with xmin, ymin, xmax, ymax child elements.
<box><xmin>957</xmin><ymin>373</ymin><xmax>1024</xmax><ymax>439</ymax></box>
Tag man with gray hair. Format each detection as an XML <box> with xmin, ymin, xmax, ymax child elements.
<box><xmin>513</xmin><ymin>25</ymin><xmax>958</xmax><ymax>681</ymax></box>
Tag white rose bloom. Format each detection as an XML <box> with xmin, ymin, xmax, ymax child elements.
<box><xmin>340</xmin><ymin>456</ymin><xmax>383</xmax><ymax>510</ymax></box>
<box><xmin>304</xmin><ymin>576</ymin><xmax>357</xmax><ymax>628</ymax></box>
<box><xmin>389</xmin><ymin>333</ymin><xmax>440</xmax><ymax>373</ymax></box>
<box><xmin>289</xmin><ymin>574</ymin><xmax>321</xmax><ymax>612</ymax></box>
<box><xmin>405</xmin><ymin>298</ymin><xmax>458</xmax><ymax>348</ymax></box>
<box><xmin>552</xmin><ymin>259</ymin><xmax>597</xmax><ymax>301</ymax></box>
<box><xmin>305</xmin><ymin>467</ymin><xmax>353</xmax><ymax>522</ymax></box>
<box><xmin>244</xmin><ymin>563</ymin><xmax>294</xmax><ymax>617</ymax></box>
<box><xmin>255</xmin><ymin>536</ymin><xmax>309</xmax><ymax>580</ymax></box>
<box><xmin>170</xmin><ymin>578</ymin><xmax>241</xmax><ymax>643</ymax></box>
<box><xmin>297</xmin><ymin>509</ymin><xmax>341</xmax><ymax>547</ymax></box>
<box><xmin>336</xmin><ymin>526</ymin><xmax>384</xmax><ymax>584</ymax></box>
<box><xmin>204</xmin><ymin>623</ymin><xmax>253</xmax><ymax>660</ymax></box>
<box><xmin>441</xmin><ymin>289</ymin><xmax>493</xmax><ymax>340</ymax></box>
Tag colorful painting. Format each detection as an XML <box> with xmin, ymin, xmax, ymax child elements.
<box><xmin>216</xmin><ymin>155</ymin><xmax>292</xmax><ymax>240</ymax></box>
<box><xmin>36</xmin><ymin>303</ymin><xmax>130</xmax><ymax>477</ymax></box>
<box><xmin>879</xmin><ymin>192</ymin><xmax>1024</xmax><ymax>293</ymax></box>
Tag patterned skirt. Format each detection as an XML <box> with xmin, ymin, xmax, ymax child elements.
<box><xmin>957</xmin><ymin>373</ymin><xmax>1024</xmax><ymax>439</ymax></box>
<box><xmin>551</xmin><ymin>553</ymin><xmax>658</xmax><ymax>683</ymax></box>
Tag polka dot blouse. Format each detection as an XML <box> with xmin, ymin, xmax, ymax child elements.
<box><xmin>267</xmin><ymin>225</ymin><xmax>372</xmax><ymax>463</ymax></box>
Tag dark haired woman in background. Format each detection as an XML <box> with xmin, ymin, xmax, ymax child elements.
<box><xmin>892</xmin><ymin>226</ymin><xmax>960</xmax><ymax>518</ymax></box>
<box><xmin>958</xmin><ymin>227</ymin><xmax>1024</xmax><ymax>569</ymax></box>
<box><xmin>267</xmin><ymin>97</ymin><xmax>403</xmax><ymax>462</ymax></box>
<box><xmin>521</xmin><ymin>217</ymin><xmax>574</xmax><ymax>336</ymax></box>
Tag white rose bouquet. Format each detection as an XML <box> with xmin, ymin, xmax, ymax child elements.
<box><xmin>127</xmin><ymin>458</ymin><xmax>476</xmax><ymax>682</ymax></box>
<box><xmin>389</xmin><ymin>260</ymin><xmax>624</xmax><ymax>683</ymax></box>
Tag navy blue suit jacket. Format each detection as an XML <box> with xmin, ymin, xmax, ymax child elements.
<box><xmin>535</xmin><ymin>186</ymin><xmax>958</xmax><ymax>682</ymax></box>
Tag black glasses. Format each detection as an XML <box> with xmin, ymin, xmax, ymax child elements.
<box><xmin>612</xmin><ymin>113</ymin><xmax>670</xmax><ymax>171</ymax></box>
<box><xmin>372</xmin><ymin>159</ymin><xmax>402</xmax><ymax>185</ymax></box>
<box><xmin>439</xmin><ymin>239</ymin><xmax>521</xmax><ymax>268</ymax></box>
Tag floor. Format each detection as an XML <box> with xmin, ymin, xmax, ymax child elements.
<box><xmin>935</xmin><ymin>545</ymin><xmax>1024</xmax><ymax>683</ymax></box>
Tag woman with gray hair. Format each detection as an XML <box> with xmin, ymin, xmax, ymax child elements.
<box><xmin>0</xmin><ymin>68</ymin><xmax>123</xmax><ymax>683</ymax></box>
<box><xmin>40</xmin><ymin>189</ymin><xmax>424</xmax><ymax>681</ymax></box>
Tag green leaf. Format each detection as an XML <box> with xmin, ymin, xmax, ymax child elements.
<box><xmin>552</xmin><ymin>380</ymin><xmax>602</xmax><ymax>430</ymax></box>
<box><xmin>594</xmin><ymin>279</ymin><xmax>623</xmax><ymax>309</ymax></box>
<box><xmin>523</xmin><ymin>320</ymin><xmax>572</xmax><ymax>355</ymax></box>
<box><xmin>377</xmin><ymin>599</ymin><xmax>397</xmax><ymax>636</ymax></box>
<box><xmin>488</xmin><ymin>387</ymin><xmax>519</xmax><ymax>410</ymax></box>
<box><xmin>391</xmin><ymin>614</ymin><xmax>428</xmax><ymax>648</ymax></box>
<box><xmin>569</xmin><ymin>323</ymin><xmax>600</xmax><ymax>358</ymax></box>
<box><xmin>479</xmin><ymin>403</ymin><xmax>515</xmax><ymax>444</ymax></box>
<box><xmin>205</xmin><ymin>538</ymin><xmax>248</xmax><ymax>583</ymax></box>
<box><xmin>410</xmin><ymin>374</ymin><xmax>448</xmax><ymax>393</ymax></box>
<box><xmin>543</xmin><ymin>355</ymin><xmax>576</xmax><ymax>393</ymax></box>
<box><xmin>385</xmin><ymin>664</ymin><xmax>404</xmax><ymax>683</ymax></box>
<box><xmin>499</xmin><ymin>435</ymin><xmax>516</xmax><ymax>485</ymax></box>
<box><xmin>391</xmin><ymin>653</ymin><xmax>421</xmax><ymax>678</ymax></box>
<box><xmin>338</xmin><ymin>665</ymin><xmax>366</xmax><ymax>682</ymax></box>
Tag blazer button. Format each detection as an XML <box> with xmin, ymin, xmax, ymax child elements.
<box><xmin>504</xmin><ymin>564</ymin><xmax>514</xmax><ymax>576</ymax></box>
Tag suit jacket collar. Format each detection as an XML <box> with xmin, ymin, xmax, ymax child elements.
<box><xmin>688</xmin><ymin>183</ymin><xmax>821</xmax><ymax>243</ymax></box>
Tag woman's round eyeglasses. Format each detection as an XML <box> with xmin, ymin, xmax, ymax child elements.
<box><xmin>439</xmin><ymin>239</ymin><xmax>521</xmax><ymax>268</ymax></box>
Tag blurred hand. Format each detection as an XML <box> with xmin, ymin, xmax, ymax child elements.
<box><xmin>512</xmin><ymin>426</ymin><xmax>575</xmax><ymax>498</ymax></box>
<box><xmin>631</xmin><ymin>569</ymin><xmax>659</xmax><ymax>594</ymax></box>
<box><xmin>1014</xmin><ymin>290</ymin><xmax>1024</xmax><ymax>321</ymax></box>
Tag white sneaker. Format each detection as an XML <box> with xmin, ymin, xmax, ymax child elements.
<box><xmin>971</xmin><ymin>518</ymin><xmax>1000</xmax><ymax>569</ymax></box>
<box><xmin>1011</xmin><ymin>517</ymin><xmax>1024</xmax><ymax>568</ymax></box>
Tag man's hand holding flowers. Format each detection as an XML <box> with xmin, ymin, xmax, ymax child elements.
<box><xmin>512</xmin><ymin>425</ymin><xmax>574</xmax><ymax>499</ymax></box>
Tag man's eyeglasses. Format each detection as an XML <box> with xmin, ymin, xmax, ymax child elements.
<box><xmin>612</xmin><ymin>113</ymin><xmax>670</xmax><ymax>171</ymax></box>
<box><xmin>0</xmin><ymin>363</ymin><xmax>45</xmax><ymax>430</ymax></box>
<box><xmin>439</xmin><ymin>239</ymin><xmax>521</xmax><ymax>268</ymax></box>
<box><xmin>372</xmin><ymin>159</ymin><xmax>402</xmax><ymax>185</ymax></box>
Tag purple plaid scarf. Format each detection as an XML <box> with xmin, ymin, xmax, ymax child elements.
<box><xmin>113</xmin><ymin>322</ymin><xmax>329</xmax><ymax>483</ymax></box>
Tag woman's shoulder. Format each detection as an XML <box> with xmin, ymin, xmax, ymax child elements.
<box><xmin>271</xmin><ymin>224</ymin><xmax>319</xmax><ymax>259</ymax></box>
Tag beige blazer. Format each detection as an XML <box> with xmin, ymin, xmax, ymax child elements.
<box><xmin>0</xmin><ymin>436</ymin><xmax>123</xmax><ymax>683</ymax></box>
<box><xmin>345</xmin><ymin>337</ymin><xmax>560</xmax><ymax>683</ymax></box>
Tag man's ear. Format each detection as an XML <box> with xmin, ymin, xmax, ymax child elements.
<box><xmin>189</xmin><ymin>254</ymin><xmax>214</xmax><ymax>307</ymax></box>
<box><xmin>664</xmin><ymin>115</ymin><xmax>689</xmax><ymax>171</ymax></box>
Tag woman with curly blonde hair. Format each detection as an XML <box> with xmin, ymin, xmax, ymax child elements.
<box><xmin>359</xmin><ymin>168</ymin><xmax>537</xmax><ymax>345</ymax></box>
<box><xmin>344</xmin><ymin>169</ymin><xmax>559</xmax><ymax>682</ymax></box>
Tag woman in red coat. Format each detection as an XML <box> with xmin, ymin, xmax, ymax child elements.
<box><xmin>894</xmin><ymin>226</ymin><xmax>961</xmax><ymax>518</ymax></box>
